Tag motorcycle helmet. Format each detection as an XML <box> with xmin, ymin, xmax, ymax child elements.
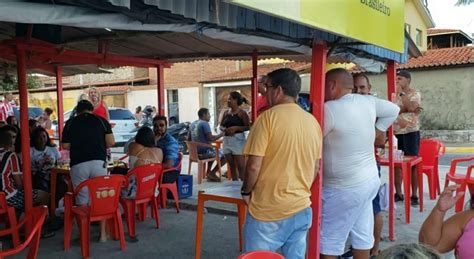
<box><xmin>143</xmin><ymin>105</ymin><xmax>154</xmax><ymax>116</ymax></box>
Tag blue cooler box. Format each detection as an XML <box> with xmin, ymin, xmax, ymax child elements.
<box><xmin>173</xmin><ymin>174</ymin><xmax>193</xmax><ymax>199</ymax></box>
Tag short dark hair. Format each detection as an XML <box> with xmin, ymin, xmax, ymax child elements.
<box><xmin>0</xmin><ymin>126</ymin><xmax>15</xmax><ymax>148</ymax></box>
<box><xmin>198</xmin><ymin>108</ymin><xmax>209</xmax><ymax>118</ymax></box>
<box><xmin>134</xmin><ymin>127</ymin><xmax>156</xmax><ymax>148</ymax></box>
<box><xmin>44</xmin><ymin>107</ymin><xmax>53</xmax><ymax>116</ymax></box>
<box><xmin>6</xmin><ymin>116</ymin><xmax>16</xmax><ymax>125</ymax></box>
<box><xmin>153</xmin><ymin>115</ymin><xmax>167</xmax><ymax>125</ymax></box>
<box><xmin>267</xmin><ymin>68</ymin><xmax>301</xmax><ymax>98</ymax></box>
<box><xmin>229</xmin><ymin>91</ymin><xmax>248</xmax><ymax>106</ymax></box>
<box><xmin>353</xmin><ymin>73</ymin><xmax>370</xmax><ymax>85</ymax></box>
<box><xmin>76</xmin><ymin>100</ymin><xmax>94</xmax><ymax>113</ymax></box>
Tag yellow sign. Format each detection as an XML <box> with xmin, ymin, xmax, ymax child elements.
<box><xmin>228</xmin><ymin>0</ymin><xmax>405</xmax><ymax>53</ymax></box>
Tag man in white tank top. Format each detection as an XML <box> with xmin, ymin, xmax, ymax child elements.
<box><xmin>320</xmin><ymin>68</ymin><xmax>399</xmax><ymax>259</ymax></box>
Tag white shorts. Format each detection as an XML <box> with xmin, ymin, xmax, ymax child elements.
<box><xmin>222</xmin><ymin>133</ymin><xmax>246</xmax><ymax>155</ymax></box>
<box><xmin>71</xmin><ymin>160</ymin><xmax>108</xmax><ymax>205</ymax></box>
<box><xmin>320</xmin><ymin>175</ymin><xmax>380</xmax><ymax>256</ymax></box>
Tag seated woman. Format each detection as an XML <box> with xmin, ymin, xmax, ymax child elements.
<box><xmin>122</xmin><ymin>127</ymin><xmax>163</xmax><ymax>199</ymax></box>
<box><xmin>30</xmin><ymin>126</ymin><xmax>61</xmax><ymax>192</ymax></box>
<box><xmin>419</xmin><ymin>184</ymin><xmax>474</xmax><ymax>259</ymax></box>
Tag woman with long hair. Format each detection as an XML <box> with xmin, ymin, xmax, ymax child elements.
<box><xmin>218</xmin><ymin>91</ymin><xmax>250</xmax><ymax>181</ymax></box>
<box><xmin>88</xmin><ymin>87</ymin><xmax>110</xmax><ymax>121</ymax></box>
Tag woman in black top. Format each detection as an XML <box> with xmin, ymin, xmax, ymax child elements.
<box><xmin>219</xmin><ymin>91</ymin><xmax>250</xmax><ymax>181</ymax></box>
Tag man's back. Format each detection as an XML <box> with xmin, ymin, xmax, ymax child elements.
<box><xmin>244</xmin><ymin>103</ymin><xmax>322</xmax><ymax>221</ymax></box>
<box><xmin>62</xmin><ymin>113</ymin><xmax>111</xmax><ymax>166</ymax></box>
<box><xmin>323</xmin><ymin>94</ymin><xmax>399</xmax><ymax>187</ymax></box>
<box><xmin>190</xmin><ymin>119</ymin><xmax>211</xmax><ymax>153</ymax></box>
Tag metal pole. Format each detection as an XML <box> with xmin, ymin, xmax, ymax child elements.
<box><xmin>56</xmin><ymin>66</ymin><xmax>64</xmax><ymax>142</ymax></box>
<box><xmin>251</xmin><ymin>49</ymin><xmax>258</xmax><ymax>122</ymax></box>
<box><xmin>307</xmin><ymin>41</ymin><xmax>327</xmax><ymax>259</ymax></box>
<box><xmin>16</xmin><ymin>47</ymin><xmax>33</xmax><ymax>212</ymax></box>
<box><xmin>157</xmin><ymin>65</ymin><xmax>165</xmax><ymax>116</ymax></box>
<box><xmin>386</xmin><ymin>60</ymin><xmax>396</xmax><ymax>241</ymax></box>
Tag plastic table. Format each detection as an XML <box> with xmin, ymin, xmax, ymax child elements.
<box><xmin>194</xmin><ymin>182</ymin><xmax>246</xmax><ymax>259</ymax></box>
<box><xmin>379</xmin><ymin>155</ymin><xmax>423</xmax><ymax>240</ymax></box>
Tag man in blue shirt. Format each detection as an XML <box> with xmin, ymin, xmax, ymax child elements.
<box><xmin>153</xmin><ymin>115</ymin><xmax>180</xmax><ymax>183</ymax></box>
<box><xmin>189</xmin><ymin>108</ymin><xmax>225</xmax><ymax>181</ymax></box>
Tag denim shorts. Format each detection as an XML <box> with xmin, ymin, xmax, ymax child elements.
<box><xmin>243</xmin><ymin>207</ymin><xmax>312</xmax><ymax>259</ymax></box>
<box><xmin>222</xmin><ymin>133</ymin><xmax>246</xmax><ymax>155</ymax></box>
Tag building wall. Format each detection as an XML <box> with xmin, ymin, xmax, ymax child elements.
<box><xmin>405</xmin><ymin>0</ymin><xmax>429</xmax><ymax>51</ymax></box>
<box><xmin>177</xmin><ymin>87</ymin><xmax>200</xmax><ymax>123</ymax></box>
<box><xmin>367</xmin><ymin>66</ymin><xmax>474</xmax><ymax>130</ymax></box>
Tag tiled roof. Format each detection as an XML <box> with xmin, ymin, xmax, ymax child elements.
<box><xmin>427</xmin><ymin>29</ymin><xmax>460</xmax><ymax>35</ymax></box>
<box><xmin>201</xmin><ymin>62</ymin><xmax>311</xmax><ymax>83</ymax></box>
<box><xmin>398</xmin><ymin>46</ymin><xmax>474</xmax><ymax>69</ymax></box>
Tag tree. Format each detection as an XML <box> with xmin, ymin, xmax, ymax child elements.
<box><xmin>455</xmin><ymin>0</ymin><xmax>473</xmax><ymax>5</ymax></box>
<box><xmin>0</xmin><ymin>74</ymin><xmax>43</xmax><ymax>91</ymax></box>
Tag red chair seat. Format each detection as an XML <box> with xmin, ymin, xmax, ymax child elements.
<box><xmin>160</xmin><ymin>152</ymin><xmax>183</xmax><ymax>213</ymax></box>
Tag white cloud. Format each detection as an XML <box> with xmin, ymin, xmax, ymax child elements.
<box><xmin>427</xmin><ymin>0</ymin><xmax>474</xmax><ymax>36</ymax></box>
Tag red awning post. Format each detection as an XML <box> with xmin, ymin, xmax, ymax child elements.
<box><xmin>251</xmin><ymin>49</ymin><xmax>258</xmax><ymax>122</ymax></box>
<box><xmin>386</xmin><ymin>61</ymin><xmax>396</xmax><ymax>241</ymax></box>
<box><xmin>16</xmin><ymin>47</ymin><xmax>33</xmax><ymax>212</ymax></box>
<box><xmin>157</xmin><ymin>65</ymin><xmax>165</xmax><ymax>116</ymax></box>
<box><xmin>308</xmin><ymin>41</ymin><xmax>327</xmax><ymax>259</ymax></box>
<box><xmin>55</xmin><ymin>66</ymin><xmax>64</xmax><ymax>142</ymax></box>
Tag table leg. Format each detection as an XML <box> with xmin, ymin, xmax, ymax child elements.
<box><xmin>50</xmin><ymin>170</ymin><xmax>58</xmax><ymax>218</ymax></box>
<box><xmin>237</xmin><ymin>204</ymin><xmax>246</xmax><ymax>252</ymax></box>
<box><xmin>388</xmin><ymin>165</ymin><xmax>395</xmax><ymax>241</ymax></box>
<box><xmin>195</xmin><ymin>193</ymin><xmax>205</xmax><ymax>259</ymax></box>
<box><xmin>403</xmin><ymin>163</ymin><xmax>411</xmax><ymax>224</ymax></box>
<box><xmin>418</xmin><ymin>163</ymin><xmax>424</xmax><ymax>212</ymax></box>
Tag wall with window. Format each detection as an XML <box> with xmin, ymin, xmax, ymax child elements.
<box><xmin>404</xmin><ymin>0</ymin><xmax>430</xmax><ymax>51</ymax></box>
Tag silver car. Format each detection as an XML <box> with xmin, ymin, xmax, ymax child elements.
<box><xmin>55</xmin><ymin>107</ymin><xmax>137</xmax><ymax>145</ymax></box>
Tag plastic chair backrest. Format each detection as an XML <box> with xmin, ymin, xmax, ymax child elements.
<box><xmin>185</xmin><ymin>141</ymin><xmax>200</xmax><ymax>161</ymax></box>
<box><xmin>238</xmin><ymin>251</ymin><xmax>285</xmax><ymax>259</ymax></box>
<box><xmin>0</xmin><ymin>206</ymin><xmax>48</xmax><ymax>258</ymax></box>
<box><xmin>420</xmin><ymin>139</ymin><xmax>441</xmax><ymax>166</ymax></box>
<box><xmin>448</xmin><ymin>156</ymin><xmax>474</xmax><ymax>176</ymax></box>
<box><xmin>74</xmin><ymin>175</ymin><xmax>126</xmax><ymax>217</ymax></box>
<box><xmin>0</xmin><ymin>192</ymin><xmax>9</xmax><ymax>213</ymax></box>
<box><xmin>126</xmin><ymin>163</ymin><xmax>163</xmax><ymax>200</ymax></box>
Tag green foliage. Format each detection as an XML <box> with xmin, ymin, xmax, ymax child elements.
<box><xmin>0</xmin><ymin>74</ymin><xmax>43</xmax><ymax>91</ymax></box>
<box><xmin>455</xmin><ymin>0</ymin><xmax>473</xmax><ymax>5</ymax></box>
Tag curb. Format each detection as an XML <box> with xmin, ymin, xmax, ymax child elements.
<box><xmin>164</xmin><ymin>199</ymin><xmax>238</xmax><ymax>216</ymax></box>
<box><xmin>445</xmin><ymin>147</ymin><xmax>474</xmax><ymax>154</ymax></box>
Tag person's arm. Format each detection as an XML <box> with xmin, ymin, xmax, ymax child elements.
<box><xmin>419</xmin><ymin>185</ymin><xmax>465</xmax><ymax>252</ymax></box>
<box><xmin>241</xmin><ymin>155</ymin><xmax>263</xmax><ymax>204</ymax></box>
<box><xmin>374</xmin><ymin>129</ymin><xmax>387</xmax><ymax>148</ymax></box>
<box><xmin>105</xmin><ymin>133</ymin><xmax>115</xmax><ymax>148</ymax></box>
<box><xmin>10</xmin><ymin>153</ymin><xmax>23</xmax><ymax>189</ymax></box>
<box><xmin>61</xmin><ymin>121</ymin><xmax>71</xmax><ymax>150</ymax></box>
<box><xmin>313</xmin><ymin>160</ymin><xmax>320</xmax><ymax>182</ymax></box>
<box><xmin>374</xmin><ymin>97</ymin><xmax>400</xmax><ymax>132</ymax></box>
<box><xmin>323</xmin><ymin>104</ymin><xmax>335</xmax><ymax>137</ymax></box>
<box><xmin>162</xmin><ymin>137</ymin><xmax>180</xmax><ymax>169</ymax></box>
<box><xmin>225</xmin><ymin>111</ymin><xmax>250</xmax><ymax>135</ymax></box>
<box><xmin>103</xmin><ymin>102</ymin><xmax>110</xmax><ymax>121</ymax></box>
<box><xmin>399</xmin><ymin>91</ymin><xmax>420</xmax><ymax>113</ymax></box>
<box><xmin>203</xmin><ymin>122</ymin><xmax>223</xmax><ymax>142</ymax></box>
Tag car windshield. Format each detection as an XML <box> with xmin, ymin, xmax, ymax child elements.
<box><xmin>13</xmin><ymin>107</ymin><xmax>43</xmax><ymax>118</ymax></box>
<box><xmin>109</xmin><ymin>109</ymin><xmax>135</xmax><ymax>120</ymax></box>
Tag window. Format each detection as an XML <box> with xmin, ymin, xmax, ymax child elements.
<box><xmin>405</xmin><ymin>23</ymin><xmax>411</xmax><ymax>35</ymax></box>
<box><xmin>167</xmin><ymin>89</ymin><xmax>179</xmax><ymax>125</ymax></box>
<box><xmin>416</xmin><ymin>29</ymin><xmax>423</xmax><ymax>46</ymax></box>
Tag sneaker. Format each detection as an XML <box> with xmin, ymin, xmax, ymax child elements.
<box><xmin>394</xmin><ymin>193</ymin><xmax>404</xmax><ymax>202</ymax></box>
<box><xmin>411</xmin><ymin>196</ymin><xmax>419</xmax><ymax>206</ymax></box>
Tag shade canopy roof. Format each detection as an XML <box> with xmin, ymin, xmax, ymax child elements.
<box><xmin>0</xmin><ymin>0</ymin><xmax>410</xmax><ymax>76</ymax></box>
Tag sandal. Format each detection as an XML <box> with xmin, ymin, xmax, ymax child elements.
<box><xmin>207</xmin><ymin>174</ymin><xmax>221</xmax><ymax>182</ymax></box>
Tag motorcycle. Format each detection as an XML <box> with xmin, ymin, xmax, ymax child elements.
<box><xmin>123</xmin><ymin>106</ymin><xmax>190</xmax><ymax>154</ymax></box>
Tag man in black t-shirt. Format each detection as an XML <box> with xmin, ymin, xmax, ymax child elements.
<box><xmin>61</xmin><ymin>100</ymin><xmax>114</xmax><ymax>241</ymax></box>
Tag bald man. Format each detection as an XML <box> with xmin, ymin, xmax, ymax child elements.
<box><xmin>320</xmin><ymin>68</ymin><xmax>400</xmax><ymax>259</ymax></box>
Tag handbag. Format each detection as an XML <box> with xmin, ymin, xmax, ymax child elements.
<box><xmin>110</xmin><ymin>161</ymin><xmax>129</xmax><ymax>175</ymax></box>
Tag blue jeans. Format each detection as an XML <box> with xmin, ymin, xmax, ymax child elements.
<box><xmin>243</xmin><ymin>207</ymin><xmax>312</xmax><ymax>259</ymax></box>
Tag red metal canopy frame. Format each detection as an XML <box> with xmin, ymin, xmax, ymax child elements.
<box><xmin>0</xmin><ymin>36</ymin><xmax>170</xmax><ymax>212</ymax></box>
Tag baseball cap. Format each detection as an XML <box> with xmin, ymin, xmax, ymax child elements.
<box><xmin>396</xmin><ymin>70</ymin><xmax>411</xmax><ymax>79</ymax></box>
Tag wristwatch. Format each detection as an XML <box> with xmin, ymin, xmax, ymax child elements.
<box><xmin>241</xmin><ymin>187</ymin><xmax>251</xmax><ymax>196</ymax></box>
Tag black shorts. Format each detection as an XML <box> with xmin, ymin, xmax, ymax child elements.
<box><xmin>395</xmin><ymin>131</ymin><xmax>420</xmax><ymax>156</ymax></box>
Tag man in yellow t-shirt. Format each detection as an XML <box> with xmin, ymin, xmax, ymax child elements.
<box><xmin>241</xmin><ymin>68</ymin><xmax>322</xmax><ymax>258</ymax></box>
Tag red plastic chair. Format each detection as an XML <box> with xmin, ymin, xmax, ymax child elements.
<box><xmin>0</xmin><ymin>206</ymin><xmax>48</xmax><ymax>259</ymax></box>
<box><xmin>419</xmin><ymin>139</ymin><xmax>443</xmax><ymax>200</ymax></box>
<box><xmin>0</xmin><ymin>192</ymin><xmax>20</xmax><ymax>247</ymax></box>
<box><xmin>160</xmin><ymin>152</ymin><xmax>183</xmax><ymax>213</ymax></box>
<box><xmin>64</xmin><ymin>175</ymin><xmax>127</xmax><ymax>258</ymax></box>
<box><xmin>444</xmin><ymin>156</ymin><xmax>474</xmax><ymax>212</ymax></box>
<box><xmin>121</xmin><ymin>163</ymin><xmax>163</xmax><ymax>239</ymax></box>
<box><xmin>238</xmin><ymin>251</ymin><xmax>285</xmax><ymax>259</ymax></box>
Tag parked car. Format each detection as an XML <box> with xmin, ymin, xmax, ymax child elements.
<box><xmin>53</xmin><ymin>107</ymin><xmax>137</xmax><ymax>146</ymax></box>
<box><xmin>13</xmin><ymin>106</ymin><xmax>44</xmax><ymax>121</ymax></box>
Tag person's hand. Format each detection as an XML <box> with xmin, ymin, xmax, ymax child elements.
<box><xmin>225</xmin><ymin>126</ymin><xmax>238</xmax><ymax>136</ymax></box>
<box><xmin>242</xmin><ymin>194</ymin><xmax>250</xmax><ymax>205</ymax></box>
<box><xmin>435</xmin><ymin>185</ymin><xmax>465</xmax><ymax>213</ymax></box>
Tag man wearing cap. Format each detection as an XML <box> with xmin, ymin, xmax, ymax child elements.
<box><xmin>393</xmin><ymin>70</ymin><xmax>422</xmax><ymax>206</ymax></box>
